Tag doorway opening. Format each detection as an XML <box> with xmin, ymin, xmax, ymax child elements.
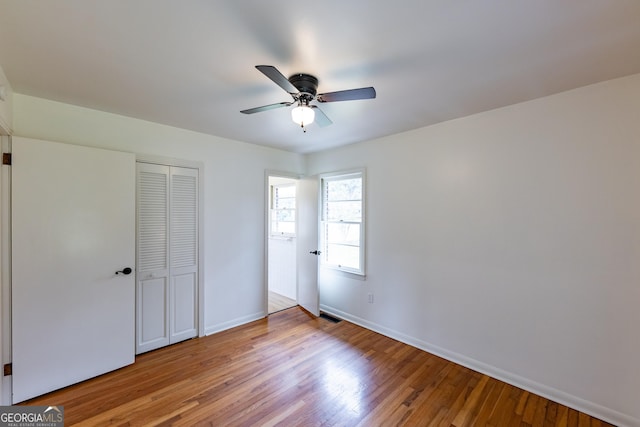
<box><xmin>267</xmin><ymin>175</ymin><xmax>298</xmax><ymax>314</ymax></box>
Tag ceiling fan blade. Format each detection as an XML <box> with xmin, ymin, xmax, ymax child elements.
<box><xmin>310</xmin><ymin>105</ymin><xmax>332</xmax><ymax>127</ymax></box>
<box><xmin>240</xmin><ymin>101</ymin><xmax>292</xmax><ymax>114</ymax></box>
<box><xmin>256</xmin><ymin>65</ymin><xmax>299</xmax><ymax>95</ymax></box>
<box><xmin>317</xmin><ymin>87</ymin><xmax>376</xmax><ymax>103</ymax></box>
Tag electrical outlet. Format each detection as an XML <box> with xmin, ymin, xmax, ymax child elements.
<box><xmin>368</xmin><ymin>293</ymin><xmax>374</xmax><ymax>303</ymax></box>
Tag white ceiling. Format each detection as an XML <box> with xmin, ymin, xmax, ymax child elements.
<box><xmin>1</xmin><ymin>1</ymin><xmax>640</xmax><ymax>153</ymax></box>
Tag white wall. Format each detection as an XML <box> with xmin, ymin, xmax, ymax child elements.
<box><xmin>11</xmin><ymin>94</ymin><xmax>305</xmax><ymax>334</ymax></box>
<box><xmin>308</xmin><ymin>73</ymin><xmax>640</xmax><ymax>427</ymax></box>
<box><xmin>0</xmin><ymin>65</ymin><xmax>12</xmax><ymax>133</ymax></box>
<box><xmin>268</xmin><ymin>238</ymin><xmax>296</xmax><ymax>299</ymax></box>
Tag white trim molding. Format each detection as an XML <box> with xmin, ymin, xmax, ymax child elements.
<box><xmin>205</xmin><ymin>311</ymin><xmax>265</xmax><ymax>336</ymax></box>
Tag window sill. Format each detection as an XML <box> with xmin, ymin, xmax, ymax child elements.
<box><xmin>269</xmin><ymin>235</ymin><xmax>295</xmax><ymax>241</ymax></box>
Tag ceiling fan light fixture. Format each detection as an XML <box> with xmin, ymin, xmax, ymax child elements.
<box><xmin>291</xmin><ymin>105</ymin><xmax>315</xmax><ymax>127</ymax></box>
<box><xmin>241</xmin><ymin>65</ymin><xmax>374</xmax><ymax>130</ymax></box>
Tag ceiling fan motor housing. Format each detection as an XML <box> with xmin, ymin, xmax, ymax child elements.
<box><xmin>289</xmin><ymin>73</ymin><xmax>318</xmax><ymax>102</ymax></box>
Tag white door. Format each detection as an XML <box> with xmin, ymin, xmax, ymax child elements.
<box><xmin>296</xmin><ymin>176</ymin><xmax>320</xmax><ymax>316</ymax></box>
<box><xmin>136</xmin><ymin>163</ymin><xmax>170</xmax><ymax>352</ymax></box>
<box><xmin>136</xmin><ymin>163</ymin><xmax>198</xmax><ymax>354</ymax></box>
<box><xmin>168</xmin><ymin>166</ymin><xmax>198</xmax><ymax>343</ymax></box>
<box><xmin>11</xmin><ymin>137</ymin><xmax>135</xmax><ymax>403</ymax></box>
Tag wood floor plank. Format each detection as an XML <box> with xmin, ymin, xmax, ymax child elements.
<box><xmin>556</xmin><ymin>405</ymin><xmax>570</xmax><ymax>427</ymax></box>
<box><xmin>472</xmin><ymin>379</ymin><xmax>506</xmax><ymax>426</ymax></box>
<box><xmin>450</xmin><ymin>374</ymin><xmax>489</xmax><ymax>426</ymax></box>
<box><xmin>22</xmin><ymin>307</ymin><xmax>615</xmax><ymax>426</ymax></box>
<box><xmin>515</xmin><ymin>390</ymin><xmax>530</xmax><ymax>416</ymax></box>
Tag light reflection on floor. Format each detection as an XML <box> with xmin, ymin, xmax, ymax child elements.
<box><xmin>322</xmin><ymin>358</ymin><xmax>364</xmax><ymax>416</ymax></box>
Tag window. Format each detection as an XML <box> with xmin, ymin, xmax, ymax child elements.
<box><xmin>321</xmin><ymin>171</ymin><xmax>365</xmax><ymax>275</ymax></box>
<box><xmin>270</xmin><ymin>184</ymin><xmax>296</xmax><ymax>237</ymax></box>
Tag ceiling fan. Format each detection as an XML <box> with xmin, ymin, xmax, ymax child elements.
<box><xmin>241</xmin><ymin>65</ymin><xmax>376</xmax><ymax>132</ymax></box>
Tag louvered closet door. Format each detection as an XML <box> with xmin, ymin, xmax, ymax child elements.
<box><xmin>136</xmin><ymin>163</ymin><xmax>198</xmax><ymax>353</ymax></box>
<box><xmin>136</xmin><ymin>163</ymin><xmax>198</xmax><ymax>354</ymax></box>
<box><xmin>169</xmin><ymin>167</ymin><xmax>198</xmax><ymax>343</ymax></box>
<box><xmin>137</xmin><ymin>163</ymin><xmax>170</xmax><ymax>354</ymax></box>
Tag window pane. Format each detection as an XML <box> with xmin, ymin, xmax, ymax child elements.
<box><xmin>275</xmin><ymin>209</ymin><xmax>295</xmax><ymax>222</ymax></box>
<box><xmin>326</xmin><ymin>178</ymin><xmax>361</xmax><ymax>201</ymax></box>
<box><xmin>326</xmin><ymin>200</ymin><xmax>361</xmax><ymax>222</ymax></box>
<box><xmin>271</xmin><ymin>183</ymin><xmax>296</xmax><ymax>237</ymax></box>
<box><xmin>321</xmin><ymin>172</ymin><xmax>364</xmax><ymax>274</ymax></box>
<box><xmin>275</xmin><ymin>197</ymin><xmax>295</xmax><ymax>210</ymax></box>
<box><xmin>325</xmin><ymin>244</ymin><xmax>360</xmax><ymax>270</ymax></box>
<box><xmin>273</xmin><ymin>221</ymin><xmax>295</xmax><ymax>235</ymax></box>
<box><xmin>325</xmin><ymin>223</ymin><xmax>360</xmax><ymax>246</ymax></box>
<box><xmin>276</xmin><ymin>185</ymin><xmax>296</xmax><ymax>198</ymax></box>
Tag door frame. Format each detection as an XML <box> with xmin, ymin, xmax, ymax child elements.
<box><xmin>137</xmin><ymin>155</ymin><xmax>205</xmax><ymax>339</ymax></box>
<box><xmin>0</xmin><ymin>134</ymin><xmax>11</xmax><ymax>405</ymax></box>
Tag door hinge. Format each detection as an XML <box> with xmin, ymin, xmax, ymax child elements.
<box><xmin>2</xmin><ymin>153</ymin><xmax>11</xmax><ymax>165</ymax></box>
<box><xmin>3</xmin><ymin>363</ymin><xmax>12</xmax><ymax>376</ymax></box>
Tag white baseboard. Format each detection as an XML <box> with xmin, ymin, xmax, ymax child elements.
<box><xmin>320</xmin><ymin>304</ymin><xmax>639</xmax><ymax>427</ymax></box>
<box><xmin>204</xmin><ymin>311</ymin><xmax>265</xmax><ymax>336</ymax></box>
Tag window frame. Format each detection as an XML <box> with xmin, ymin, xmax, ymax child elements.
<box><xmin>320</xmin><ymin>169</ymin><xmax>366</xmax><ymax>276</ymax></box>
<box><xmin>269</xmin><ymin>183</ymin><xmax>296</xmax><ymax>238</ymax></box>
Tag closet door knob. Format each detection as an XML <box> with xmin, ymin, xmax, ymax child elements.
<box><xmin>116</xmin><ymin>267</ymin><xmax>133</xmax><ymax>275</ymax></box>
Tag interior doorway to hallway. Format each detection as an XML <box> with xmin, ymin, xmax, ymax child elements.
<box><xmin>267</xmin><ymin>175</ymin><xmax>298</xmax><ymax>314</ymax></box>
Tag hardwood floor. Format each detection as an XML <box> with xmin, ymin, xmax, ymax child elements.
<box><xmin>24</xmin><ymin>307</ymin><xmax>612</xmax><ymax>426</ymax></box>
<box><xmin>268</xmin><ymin>290</ymin><xmax>297</xmax><ymax>314</ymax></box>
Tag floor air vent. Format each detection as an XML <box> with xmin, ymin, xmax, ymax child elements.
<box><xmin>320</xmin><ymin>312</ymin><xmax>342</xmax><ymax>323</ymax></box>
